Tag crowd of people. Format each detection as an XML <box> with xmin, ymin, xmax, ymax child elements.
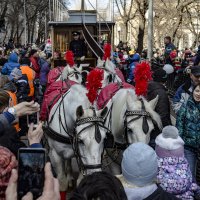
<box><xmin>0</xmin><ymin>34</ymin><xmax>200</xmax><ymax>200</ymax></box>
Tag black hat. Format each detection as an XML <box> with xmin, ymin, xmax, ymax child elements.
<box><xmin>191</xmin><ymin>66</ymin><xmax>200</xmax><ymax>76</ymax></box>
<box><xmin>72</xmin><ymin>31</ymin><xmax>80</xmax><ymax>36</ymax></box>
<box><xmin>29</xmin><ymin>49</ymin><xmax>37</xmax><ymax>57</ymax></box>
<box><xmin>153</xmin><ymin>68</ymin><xmax>167</xmax><ymax>82</ymax></box>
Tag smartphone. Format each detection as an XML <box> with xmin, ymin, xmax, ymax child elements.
<box><xmin>17</xmin><ymin>148</ymin><xmax>46</xmax><ymax>200</ymax></box>
<box><xmin>27</xmin><ymin>112</ymin><xmax>39</xmax><ymax>127</ymax></box>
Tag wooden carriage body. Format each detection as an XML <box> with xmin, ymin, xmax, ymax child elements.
<box><xmin>49</xmin><ymin>10</ymin><xmax>115</xmax><ymax>67</ymax></box>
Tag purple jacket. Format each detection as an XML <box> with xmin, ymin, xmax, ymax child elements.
<box><xmin>39</xmin><ymin>58</ymin><xmax>50</xmax><ymax>85</ymax></box>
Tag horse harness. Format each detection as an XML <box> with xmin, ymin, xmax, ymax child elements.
<box><xmin>45</xmin><ymin>93</ymin><xmax>111</xmax><ymax>173</ymax></box>
<box><xmin>124</xmin><ymin>98</ymin><xmax>157</xmax><ymax>145</ymax></box>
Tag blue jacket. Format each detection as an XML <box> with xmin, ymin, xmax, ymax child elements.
<box><xmin>176</xmin><ymin>97</ymin><xmax>200</xmax><ymax>149</ymax></box>
<box><xmin>1</xmin><ymin>53</ymin><xmax>20</xmax><ymax>75</ymax></box>
<box><xmin>127</xmin><ymin>54</ymin><xmax>140</xmax><ymax>82</ymax></box>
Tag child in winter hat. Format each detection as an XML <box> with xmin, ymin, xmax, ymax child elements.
<box><xmin>155</xmin><ymin>125</ymin><xmax>198</xmax><ymax>200</ymax></box>
<box><xmin>117</xmin><ymin>142</ymin><xmax>179</xmax><ymax>200</ymax></box>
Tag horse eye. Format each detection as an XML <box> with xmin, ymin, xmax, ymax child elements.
<box><xmin>78</xmin><ymin>138</ymin><xmax>84</xmax><ymax>144</ymax></box>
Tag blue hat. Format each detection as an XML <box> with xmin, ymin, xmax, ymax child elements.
<box><xmin>121</xmin><ymin>142</ymin><xmax>158</xmax><ymax>187</ymax></box>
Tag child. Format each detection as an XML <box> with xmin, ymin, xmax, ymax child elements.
<box><xmin>155</xmin><ymin>126</ymin><xmax>198</xmax><ymax>200</ymax></box>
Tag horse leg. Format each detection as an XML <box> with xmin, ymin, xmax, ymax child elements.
<box><xmin>49</xmin><ymin>148</ymin><xmax>68</xmax><ymax>191</ymax></box>
<box><xmin>65</xmin><ymin>159</ymin><xmax>75</xmax><ymax>188</ymax></box>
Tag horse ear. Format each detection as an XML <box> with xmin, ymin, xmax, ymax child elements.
<box><xmin>149</xmin><ymin>95</ymin><xmax>159</xmax><ymax>110</ymax></box>
<box><xmin>76</xmin><ymin>105</ymin><xmax>84</xmax><ymax>119</ymax></box>
<box><xmin>100</xmin><ymin>107</ymin><xmax>108</xmax><ymax>118</ymax></box>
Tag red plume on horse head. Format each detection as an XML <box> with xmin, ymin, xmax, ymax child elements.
<box><xmin>65</xmin><ymin>50</ymin><xmax>75</xmax><ymax>67</ymax></box>
<box><xmin>103</xmin><ymin>43</ymin><xmax>111</xmax><ymax>61</ymax></box>
<box><xmin>86</xmin><ymin>69</ymin><xmax>103</xmax><ymax>104</ymax></box>
<box><xmin>134</xmin><ymin>62</ymin><xmax>152</xmax><ymax>96</ymax></box>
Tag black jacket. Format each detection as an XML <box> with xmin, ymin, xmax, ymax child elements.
<box><xmin>144</xmin><ymin>186</ymin><xmax>180</xmax><ymax>200</ymax></box>
<box><xmin>69</xmin><ymin>39</ymin><xmax>87</xmax><ymax>58</ymax></box>
<box><xmin>147</xmin><ymin>81</ymin><xmax>171</xmax><ymax>140</ymax></box>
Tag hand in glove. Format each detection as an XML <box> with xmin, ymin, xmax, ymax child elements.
<box><xmin>80</xmin><ymin>56</ymin><xmax>85</xmax><ymax>61</ymax></box>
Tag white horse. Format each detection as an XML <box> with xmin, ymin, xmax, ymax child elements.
<box><xmin>55</xmin><ymin>65</ymin><xmax>83</xmax><ymax>84</ymax></box>
<box><xmin>102</xmin><ymin>88</ymin><xmax>162</xmax><ymax>145</ymax></box>
<box><xmin>97</xmin><ymin>88</ymin><xmax>162</xmax><ymax>174</ymax></box>
<box><xmin>96</xmin><ymin>58</ymin><xmax>123</xmax><ymax>87</ymax></box>
<box><xmin>46</xmin><ymin>84</ymin><xmax>109</xmax><ymax>191</ymax></box>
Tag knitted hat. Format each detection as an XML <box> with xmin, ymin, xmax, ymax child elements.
<box><xmin>155</xmin><ymin>126</ymin><xmax>184</xmax><ymax>150</ymax></box>
<box><xmin>20</xmin><ymin>57</ymin><xmax>31</xmax><ymax>66</ymax></box>
<box><xmin>121</xmin><ymin>142</ymin><xmax>158</xmax><ymax>187</ymax></box>
<box><xmin>152</xmin><ymin>68</ymin><xmax>167</xmax><ymax>82</ymax></box>
<box><xmin>0</xmin><ymin>146</ymin><xmax>17</xmax><ymax>199</ymax></box>
<box><xmin>10</xmin><ymin>68</ymin><xmax>22</xmax><ymax>80</ymax></box>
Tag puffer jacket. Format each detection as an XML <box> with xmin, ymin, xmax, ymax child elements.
<box><xmin>1</xmin><ymin>53</ymin><xmax>20</xmax><ymax>75</ymax></box>
<box><xmin>176</xmin><ymin>97</ymin><xmax>200</xmax><ymax>149</ymax></box>
<box><xmin>39</xmin><ymin>58</ymin><xmax>50</xmax><ymax>86</ymax></box>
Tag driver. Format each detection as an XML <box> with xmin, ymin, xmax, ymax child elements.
<box><xmin>69</xmin><ymin>31</ymin><xmax>87</xmax><ymax>61</ymax></box>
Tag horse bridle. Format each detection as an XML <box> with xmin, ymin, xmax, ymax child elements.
<box><xmin>73</xmin><ymin>113</ymin><xmax>111</xmax><ymax>174</ymax></box>
<box><xmin>67</xmin><ymin>68</ymin><xmax>81</xmax><ymax>80</ymax></box>
<box><xmin>124</xmin><ymin>98</ymin><xmax>156</xmax><ymax>145</ymax></box>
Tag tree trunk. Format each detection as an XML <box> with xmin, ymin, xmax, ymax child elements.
<box><xmin>136</xmin><ymin>17</ymin><xmax>146</xmax><ymax>54</ymax></box>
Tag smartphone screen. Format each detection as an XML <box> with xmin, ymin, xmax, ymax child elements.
<box><xmin>18</xmin><ymin>148</ymin><xmax>46</xmax><ymax>200</ymax></box>
<box><xmin>27</xmin><ymin>112</ymin><xmax>39</xmax><ymax>127</ymax></box>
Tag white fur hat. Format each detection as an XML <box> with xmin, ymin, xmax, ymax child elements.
<box><xmin>155</xmin><ymin>126</ymin><xmax>184</xmax><ymax>150</ymax></box>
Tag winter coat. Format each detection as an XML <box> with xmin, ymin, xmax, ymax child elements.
<box><xmin>156</xmin><ymin>145</ymin><xmax>198</xmax><ymax>200</ymax></box>
<box><xmin>69</xmin><ymin>39</ymin><xmax>87</xmax><ymax>57</ymax></box>
<box><xmin>1</xmin><ymin>53</ymin><xmax>20</xmax><ymax>75</ymax></box>
<box><xmin>39</xmin><ymin>58</ymin><xmax>50</xmax><ymax>86</ymax></box>
<box><xmin>30</xmin><ymin>56</ymin><xmax>40</xmax><ymax>78</ymax></box>
<box><xmin>176</xmin><ymin>96</ymin><xmax>200</xmax><ymax>149</ymax></box>
<box><xmin>147</xmin><ymin>81</ymin><xmax>171</xmax><ymax>127</ymax></box>
<box><xmin>173</xmin><ymin>80</ymin><xmax>193</xmax><ymax>114</ymax></box>
<box><xmin>194</xmin><ymin>45</ymin><xmax>200</xmax><ymax>66</ymax></box>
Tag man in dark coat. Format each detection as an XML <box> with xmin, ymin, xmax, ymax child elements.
<box><xmin>147</xmin><ymin>68</ymin><xmax>172</xmax><ymax>147</ymax></box>
<box><xmin>164</xmin><ymin>36</ymin><xmax>176</xmax><ymax>64</ymax></box>
<box><xmin>69</xmin><ymin>31</ymin><xmax>87</xmax><ymax>61</ymax></box>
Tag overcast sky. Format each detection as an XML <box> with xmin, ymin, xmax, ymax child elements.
<box><xmin>68</xmin><ymin>0</ymin><xmax>110</xmax><ymax>10</ymax></box>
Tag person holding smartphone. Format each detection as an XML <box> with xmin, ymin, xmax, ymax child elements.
<box><xmin>6</xmin><ymin>162</ymin><xmax>60</xmax><ymax>200</ymax></box>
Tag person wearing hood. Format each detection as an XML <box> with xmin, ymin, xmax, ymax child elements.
<box><xmin>117</xmin><ymin>142</ymin><xmax>179</xmax><ymax>200</ymax></box>
<box><xmin>1</xmin><ymin>53</ymin><xmax>20</xmax><ymax>75</ymax></box>
<box><xmin>147</xmin><ymin>68</ymin><xmax>171</xmax><ymax>146</ymax></box>
<box><xmin>155</xmin><ymin>126</ymin><xmax>198</xmax><ymax>199</ymax></box>
<box><xmin>127</xmin><ymin>52</ymin><xmax>140</xmax><ymax>84</ymax></box>
<box><xmin>38</xmin><ymin>52</ymin><xmax>50</xmax><ymax>93</ymax></box>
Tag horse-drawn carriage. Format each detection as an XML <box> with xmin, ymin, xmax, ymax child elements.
<box><xmin>49</xmin><ymin>9</ymin><xmax>115</xmax><ymax>68</ymax></box>
<box><xmin>42</xmin><ymin>7</ymin><xmax>162</xmax><ymax>199</ymax></box>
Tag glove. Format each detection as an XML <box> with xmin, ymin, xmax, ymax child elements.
<box><xmin>80</xmin><ymin>56</ymin><xmax>85</xmax><ymax>61</ymax></box>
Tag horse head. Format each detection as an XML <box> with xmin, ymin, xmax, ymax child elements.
<box><xmin>61</xmin><ymin>65</ymin><xmax>82</xmax><ymax>83</ymax></box>
<box><xmin>96</xmin><ymin>57</ymin><xmax>122</xmax><ymax>88</ymax></box>
<box><xmin>74</xmin><ymin>105</ymin><xmax>109</xmax><ymax>175</ymax></box>
<box><xmin>125</xmin><ymin>93</ymin><xmax>162</xmax><ymax>144</ymax></box>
